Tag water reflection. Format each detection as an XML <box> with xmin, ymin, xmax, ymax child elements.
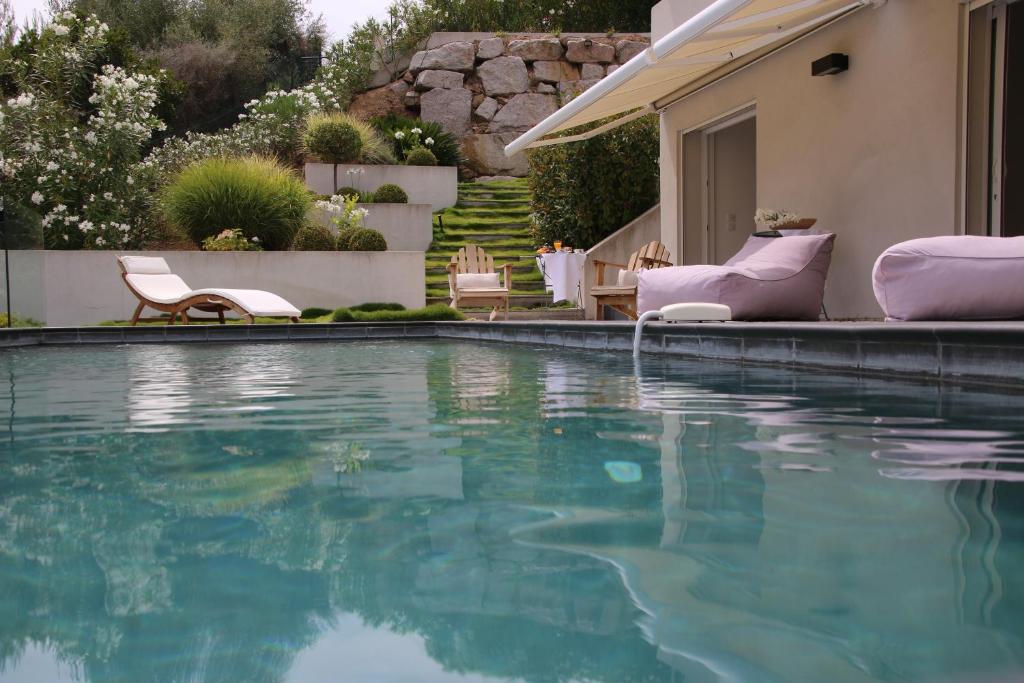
<box><xmin>0</xmin><ymin>342</ymin><xmax>1022</xmax><ymax>682</ymax></box>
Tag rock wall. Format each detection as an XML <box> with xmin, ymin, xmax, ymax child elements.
<box><xmin>348</xmin><ymin>33</ymin><xmax>651</xmax><ymax>178</ymax></box>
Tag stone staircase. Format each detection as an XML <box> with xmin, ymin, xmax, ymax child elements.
<box><xmin>426</xmin><ymin>179</ymin><xmax>584</xmax><ymax>320</ymax></box>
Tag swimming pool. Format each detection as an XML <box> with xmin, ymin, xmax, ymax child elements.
<box><xmin>0</xmin><ymin>340</ymin><xmax>1022</xmax><ymax>682</ymax></box>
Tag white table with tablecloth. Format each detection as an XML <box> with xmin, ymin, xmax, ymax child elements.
<box><xmin>536</xmin><ymin>251</ymin><xmax>587</xmax><ymax>306</ymax></box>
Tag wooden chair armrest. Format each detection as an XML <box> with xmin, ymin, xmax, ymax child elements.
<box><xmin>501</xmin><ymin>262</ymin><xmax>513</xmax><ymax>290</ymax></box>
<box><xmin>593</xmin><ymin>260</ymin><xmax>627</xmax><ymax>287</ymax></box>
<box><xmin>447</xmin><ymin>262</ymin><xmax>458</xmax><ymax>295</ymax></box>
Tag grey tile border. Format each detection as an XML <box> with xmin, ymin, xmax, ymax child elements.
<box><xmin>2</xmin><ymin>320</ymin><xmax>1024</xmax><ymax>389</ymax></box>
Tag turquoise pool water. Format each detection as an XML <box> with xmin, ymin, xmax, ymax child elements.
<box><xmin>1</xmin><ymin>340</ymin><xmax>1023</xmax><ymax>682</ymax></box>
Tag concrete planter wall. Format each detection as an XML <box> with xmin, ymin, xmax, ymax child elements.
<box><xmin>2</xmin><ymin>250</ymin><xmax>426</xmax><ymax>327</ymax></box>
<box><xmin>313</xmin><ymin>203</ymin><xmax>434</xmax><ymax>252</ymax></box>
<box><xmin>305</xmin><ymin>163</ymin><xmax>458</xmax><ymax>212</ymax></box>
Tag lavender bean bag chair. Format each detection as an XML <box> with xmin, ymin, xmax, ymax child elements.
<box><xmin>637</xmin><ymin>233</ymin><xmax>835</xmax><ymax>320</ymax></box>
<box><xmin>872</xmin><ymin>236</ymin><xmax>1024</xmax><ymax>321</ymax></box>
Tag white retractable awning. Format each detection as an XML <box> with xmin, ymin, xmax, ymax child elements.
<box><xmin>504</xmin><ymin>0</ymin><xmax>876</xmax><ymax>156</ymax></box>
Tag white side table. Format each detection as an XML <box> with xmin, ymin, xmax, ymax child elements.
<box><xmin>536</xmin><ymin>251</ymin><xmax>587</xmax><ymax>306</ymax></box>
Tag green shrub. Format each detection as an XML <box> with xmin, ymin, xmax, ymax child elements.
<box><xmin>202</xmin><ymin>228</ymin><xmax>263</xmax><ymax>251</ymax></box>
<box><xmin>336</xmin><ymin>226</ymin><xmax>360</xmax><ymax>250</ymax></box>
<box><xmin>335</xmin><ymin>186</ymin><xmax>360</xmax><ymax>199</ymax></box>
<box><xmin>405</xmin><ymin>146</ymin><xmax>438</xmax><ymax>167</ymax></box>
<box><xmin>293</xmin><ymin>223</ymin><xmax>337</xmax><ymax>251</ymax></box>
<box><xmin>304</xmin><ymin>112</ymin><xmax>395</xmax><ymax>164</ymax></box>
<box><xmin>162</xmin><ymin>156</ymin><xmax>311</xmax><ymax>250</ymax></box>
<box><xmin>371</xmin><ymin>114</ymin><xmax>463</xmax><ymax>167</ymax></box>
<box><xmin>357</xmin><ymin>190</ymin><xmax>375</xmax><ymax>203</ymax></box>
<box><xmin>346</xmin><ymin>228</ymin><xmax>388</xmax><ymax>251</ymax></box>
<box><xmin>0</xmin><ymin>313</ymin><xmax>43</xmax><ymax>328</ymax></box>
<box><xmin>300</xmin><ymin>307</ymin><xmax>333</xmax><ymax>319</ymax></box>
<box><xmin>529</xmin><ymin>114</ymin><xmax>659</xmax><ymax>249</ymax></box>
<box><xmin>304</xmin><ymin>115</ymin><xmax>363</xmax><ymax>163</ymax></box>
<box><xmin>372</xmin><ymin>184</ymin><xmax>408</xmax><ymax>203</ymax></box>
<box><xmin>331</xmin><ymin>304</ymin><xmax>464</xmax><ymax>322</ymax></box>
<box><xmin>350</xmin><ymin>302</ymin><xmax>406</xmax><ymax>312</ymax></box>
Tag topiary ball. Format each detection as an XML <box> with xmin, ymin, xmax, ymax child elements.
<box><xmin>162</xmin><ymin>156</ymin><xmax>310</xmax><ymax>251</ymax></box>
<box><xmin>372</xmin><ymin>183</ymin><xmax>408</xmax><ymax>203</ymax></box>
<box><xmin>305</xmin><ymin>117</ymin><xmax>363</xmax><ymax>163</ymax></box>
<box><xmin>405</xmin><ymin>147</ymin><xmax>437</xmax><ymax>166</ymax></box>
<box><xmin>347</xmin><ymin>228</ymin><xmax>388</xmax><ymax>251</ymax></box>
<box><xmin>292</xmin><ymin>223</ymin><xmax>336</xmax><ymax>251</ymax></box>
<box><xmin>336</xmin><ymin>226</ymin><xmax>360</xmax><ymax>250</ymax></box>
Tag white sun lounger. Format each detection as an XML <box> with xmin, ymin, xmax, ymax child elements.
<box><xmin>117</xmin><ymin>255</ymin><xmax>301</xmax><ymax>325</ymax></box>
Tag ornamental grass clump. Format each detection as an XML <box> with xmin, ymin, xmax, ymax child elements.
<box><xmin>371</xmin><ymin>184</ymin><xmax>408</xmax><ymax>203</ymax></box>
<box><xmin>303</xmin><ymin>112</ymin><xmax>395</xmax><ymax>164</ymax></box>
<box><xmin>162</xmin><ymin>156</ymin><xmax>311</xmax><ymax>250</ymax></box>
<box><xmin>371</xmin><ymin>114</ymin><xmax>462</xmax><ymax>166</ymax></box>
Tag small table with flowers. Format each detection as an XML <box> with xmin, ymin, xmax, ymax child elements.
<box><xmin>536</xmin><ymin>250</ymin><xmax>587</xmax><ymax>306</ymax></box>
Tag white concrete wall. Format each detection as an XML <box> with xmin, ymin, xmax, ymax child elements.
<box><xmin>1</xmin><ymin>251</ymin><xmax>426</xmax><ymax>327</ymax></box>
<box><xmin>657</xmin><ymin>0</ymin><xmax>963</xmax><ymax>319</ymax></box>
<box><xmin>305</xmin><ymin>163</ymin><xmax>458</xmax><ymax>212</ymax></box>
<box><xmin>312</xmin><ymin>204</ymin><xmax>434</xmax><ymax>252</ymax></box>
<box><xmin>583</xmin><ymin>205</ymin><xmax>661</xmax><ymax>320</ymax></box>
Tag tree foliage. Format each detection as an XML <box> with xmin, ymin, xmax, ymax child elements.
<box><xmin>528</xmin><ymin>115</ymin><xmax>659</xmax><ymax>250</ymax></box>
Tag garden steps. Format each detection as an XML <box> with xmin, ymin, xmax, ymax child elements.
<box><xmin>428</xmin><ymin>179</ymin><xmax>580</xmax><ymax>319</ymax></box>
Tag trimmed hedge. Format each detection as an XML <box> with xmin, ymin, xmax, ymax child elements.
<box><xmin>336</xmin><ymin>226</ymin><xmax>360</xmax><ymax>250</ymax></box>
<box><xmin>293</xmin><ymin>223</ymin><xmax>337</xmax><ymax>251</ymax></box>
<box><xmin>528</xmin><ymin>114</ymin><xmax>659</xmax><ymax>250</ymax></box>
<box><xmin>300</xmin><ymin>307</ymin><xmax>333</xmax><ymax>319</ymax></box>
<box><xmin>346</xmin><ymin>228</ymin><xmax>387</xmax><ymax>251</ymax></box>
<box><xmin>162</xmin><ymin>156</ymin><xmax>311</xmax><ymax>250</ymax></box>
<box><xmin>332</xmin><ymin>304</ymin><xmax>464</xmax><ymax>322</ymax></box>
<box><xmin>405</xmin><ymin>147</ymin><xmax>437</xmax><ymax>166</ymax></box>
<box><xmin>350</xmin><ymin>302</ymin><xmax>406</xmax><ymax>312</ymax></box>
<box><xmin>372</xmin><ymin>183</ymin><xmax>408</xmax><ymax>203</ymax></box>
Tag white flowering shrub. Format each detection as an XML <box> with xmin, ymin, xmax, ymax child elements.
<box><xmin>0</xmin><ymin>13</ymin><xmax>166</xmax><ymax>249</ymax></box>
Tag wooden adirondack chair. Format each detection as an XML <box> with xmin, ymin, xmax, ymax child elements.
<box><xmin>590</xmin><ymin>241</ymin><xmax>672</xmax><ymax>320</ymax></box>
<box><xmin>447</xmin><ymin>245</ymin><xmax>513</xmax><ymax>321</ymax></box>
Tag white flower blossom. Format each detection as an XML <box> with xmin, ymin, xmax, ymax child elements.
<box><xmin>31</xmin><ymin>191</ymin><xmax>44</xmax><ymax>205</ymax></box>
<box><xmin>53</xmin><ymin>25</ymin><xmax>70</xmax><ymax>36</ymax></box>
<box><xmin>394</xmin><ymin>131</ymin><xmax>405</xmax><ymax>140</ymax></box>
<box><xmin>424</xmin><ymin>137</ymin><xmax>434</xmax><ymax>146</ymax></box>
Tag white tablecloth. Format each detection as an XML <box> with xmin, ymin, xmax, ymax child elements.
<box><xmin>536</xmin><ymin>251</ymin><xmax>587</xmax><ymax>305</ymax></box>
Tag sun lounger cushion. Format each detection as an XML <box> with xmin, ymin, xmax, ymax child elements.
<box><xmin>120</xmin><ymin>255</ymin><xmax>174</xmax><ymax>275</ymax></box>
<box><xmin>186</xmin><ymin>289</ymin><xmax>301</xmax><ymax>317</ymax></box>
<box><xmin>637</xmin><ymin>233</ymin><xmax>835</xmax><ymax>321</ymax></box>
<box><xmin>872</xmin><ymin>236</ymin><xmax>1024</xmax><ymax>321</ymax></box>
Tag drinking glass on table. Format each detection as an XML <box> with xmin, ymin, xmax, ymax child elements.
<box><xmin>553</xmin><ymin>240</ymin><xmax>562</xmax><ymax>251</ymax></box>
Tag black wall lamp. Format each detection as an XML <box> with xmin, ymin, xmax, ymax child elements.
<box><xmin>812</xmin><ymin>53</ymin><xmax>849</xmax><ymax>76</ymax></box>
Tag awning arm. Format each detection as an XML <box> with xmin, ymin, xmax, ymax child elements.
<box><xmin>523</xmin><ymin>105</ymin><xmax>658</xmax><ymax>150</ymax></box>
<box><xmin>503</xmin><ymin>0</ymin><xmax>756</xmax><ymax>157</ymax></box>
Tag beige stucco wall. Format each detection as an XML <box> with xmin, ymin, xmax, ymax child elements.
<box><xmin>582</xmin><ymin>205</ymin><xmax>662</xmax><ymax>320</ymax></box>
<box><xmin>1</xmin><ymin>251</ymin><xmax>426</xmax><ymax>327</ymax></box>
<box><xmin>658</xmin><ymin>0</ymin><xmax>963</xmax><ymax>319</ymax></box>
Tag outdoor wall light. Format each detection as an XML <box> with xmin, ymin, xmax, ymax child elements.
<box><xmin>812</xmin><ymin>53</ymin><xmax>849</xmax><ymax>76</ymax></box>
<box><xmin>583</xmin><ymin>39</ymin><xmax>593</xmax><ymax>47</ymax></box>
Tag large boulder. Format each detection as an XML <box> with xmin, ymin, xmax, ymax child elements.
<box><xmin>414</xmin><ymin>69</ymin><xmax>465</xmax><ymax>91</ymax></box>
<box><xmin>616</xmin><ymin>39</ymin><xmax>648</xmax><ymax>64</ymax></box>
<box><xmin>477</xmin><ymin>37</ymin><xmax>505</xmax><ymax>60</ymax></box>
<box><xmin>477</xmin><ymin>56</ymin><xmax>529</xmax><ymax>97</ymax></box>
<box><xmin>565</xmin><ymin>38</ymin><xmax>616</xmax><ymax>64</ymax></box>
<box><xmin>508</xmin><ymin>38</ymin><xmax>564</xmax><ymax>62</ymax></box>
<box><xmin>347</xmin><ymin>81</ymin><xmax>409</xmax><ymax>120</ymax></box>
<box><xmin>474</xmin><ymin>96</ymin><xmax>499</xmax><ymax>122</ymax></box>
<box><xmin>410</xmin><ymin>41</ymin><xmax>476</xmax><ymax>74</ymax></box>
<box><xmin>490</xmin><ymin>93</ymin><xmax>557</xmax><ymax>133</ymax></box>
<box><xmin>463</xmin><ymin>133</ymin><xmax>530</xmax><ymax>177</ymax></box>
<box><xmin>558</xmin><ymin>79</ymin><xmax>602</xmax><ymax>103</ymax></box>
<box><xmin>420</xmin><ymin>87</ymin><xmax>473</xmax><ymax>137</ymax></box>
<box><xmin>532</xmin><ymin>60</ymin><xmax>580</xmax><ymax>84</ymax></box>
<box><xmin>581</xmin><ymin>63</ymin><xmax>605</xmax><ymax>80</ymax></box>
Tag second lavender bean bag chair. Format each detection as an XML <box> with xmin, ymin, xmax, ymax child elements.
<box><xmin>872</xmin><ymin>236</ymin><xmax>1024</xmax><ymax>321</ymax></box>
<box><xmin>637</xmin><ymin>233</ymin><xmax>835</xmax><ymax>320</ymax></box>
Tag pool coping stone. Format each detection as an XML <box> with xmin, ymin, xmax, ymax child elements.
<box><xmin>2</xmin><ymin>320</ymin><xmax>1023</xmax><ymax>389</ymax></box>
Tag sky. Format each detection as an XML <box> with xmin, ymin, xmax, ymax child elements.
<box><xmin>10</xmin><ymin>0</ymin><xmax>395</xmax><ymax>41</ymax></box>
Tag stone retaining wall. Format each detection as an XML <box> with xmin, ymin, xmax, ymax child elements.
<box><xmin>349</xmin><ymin>32</ymin><xmax>652</xmax><ymax>177</ymax></box>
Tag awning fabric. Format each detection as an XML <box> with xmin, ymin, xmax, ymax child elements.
<box><xmin>504</xmin><ymin>0</ymin><xmax>875</xmax><ymax>156</ymax></box>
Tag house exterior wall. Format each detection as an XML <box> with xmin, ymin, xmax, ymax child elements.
<box><xmin>657</xmin><ymin>0</ymin><xmax>963</xmax><ymax>319</ymax></box>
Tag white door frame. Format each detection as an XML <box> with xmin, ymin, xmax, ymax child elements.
<box><xmin>697</xmin><ymin>107</ymin><xmax>756</xmax><ymax>263</ymax></box>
